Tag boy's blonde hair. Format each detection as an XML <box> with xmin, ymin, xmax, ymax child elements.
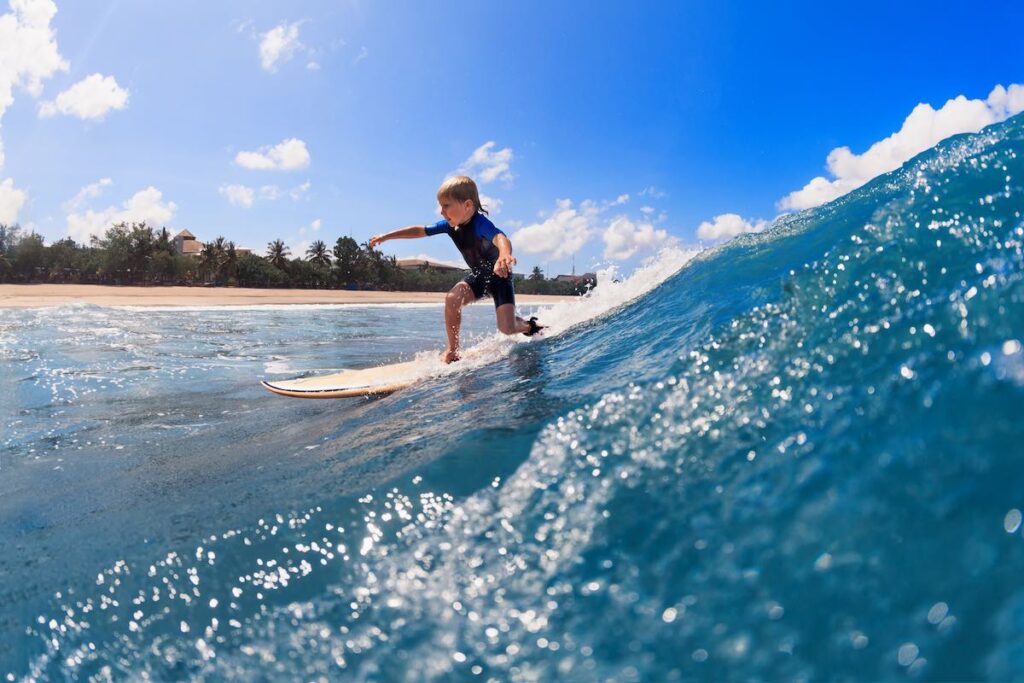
<box><xmin>437</xmin><ymin>175</ymin><xmax>489</xmax><ymax>215</ymax></box>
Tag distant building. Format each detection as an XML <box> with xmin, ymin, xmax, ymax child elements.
<box><xmin>555</xmin><ymin>272</ymin><xmax>597</xmax><ymax>284</ymax></box>
<box><xmin>396</xmin><ymin>258</ymin><xmax>468</xmax><ymax>273</ymax></box>
<box><xmin>172</xmin><ymin>229</ymin><xmax>251</xmax><ymax>258</ymax></box>
<box><xmin>173</xmin><ymin>230</ymin><xmax>204</xmax><ymax>258</ymax></box>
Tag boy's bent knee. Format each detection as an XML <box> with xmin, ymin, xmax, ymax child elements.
<box><xmin>446</xmin><ymin>286</ymin><xmax>469</xmax><ymax>308</ymax></box>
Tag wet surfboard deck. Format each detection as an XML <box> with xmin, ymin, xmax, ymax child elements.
<box><xmin>261</xmin><ymin>359</ymin><xmax>422</xmax><ymax>398</ymax></box>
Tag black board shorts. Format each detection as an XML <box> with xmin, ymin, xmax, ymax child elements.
<box><xmin>464</xmin><ymin>270</ymin><xmax>516</xmax><ymax>308</ymax></box>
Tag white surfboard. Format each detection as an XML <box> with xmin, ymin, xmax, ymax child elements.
<box><xmin>261</xmin><ymin>359</ymin><xmax>423</xmax><ymax>399</ymax></box>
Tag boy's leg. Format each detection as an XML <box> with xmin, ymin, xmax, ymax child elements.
<box><xmin>495</xmin><ymin>303</ymin><xmax>532</xmax><ymax>335</ymax></box>
<box><xmin>443</xmin><ymin>282</ymin><xmax>476</xmax><ymax>363</ymax></box>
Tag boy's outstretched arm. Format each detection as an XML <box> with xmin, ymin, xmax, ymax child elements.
<box><xmin>369</xmin><ymin>226</ymin><xmax>427</xmax><ymax>249</ymax></box>
<box><xmin>493</xmin><ymin>234</ymin><xmax>517</xmax><ymax>277</ymax></box>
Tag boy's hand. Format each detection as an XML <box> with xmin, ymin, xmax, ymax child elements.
<box><xmin>368</xmin><ymin>234</ymin><xmax>385</xmax><ymax>249</ymax></box>
<box><xmin>494</xmin><ymin>254</ymin><xmax>516</xmax><ymax>278</ymax></box>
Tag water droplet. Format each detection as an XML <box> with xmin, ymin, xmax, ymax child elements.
<box><xmin>1005</xmin><ymin>509</ymin><xmax>1022</xmax><ymax>533</ymax></box>
<box><xmin>814</xmin><ymin>553</ymin><xmax>833</xmax><ymax>571</ymax></box>
<box><xmin>897</xmin><ymin>642</ymin><xmax>919</xmax><ymax>666</ymax></box>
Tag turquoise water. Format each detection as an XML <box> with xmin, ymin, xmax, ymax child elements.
<box><xmin>3</xmin><ymin>113</ymin><xmax>1024</xmax><ymax>681</ymax></box>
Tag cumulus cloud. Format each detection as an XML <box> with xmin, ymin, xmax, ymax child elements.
<box><xmin>0</xmin><ymin>0</ymin><xmax>68</xmax><ymax>167</ymax></box>
<box><xmin>602</xmin><ymin>216</ymin><xmax>672</xmax><ymax>260</ymax></box>
<box><xmin>259</xmin><ymin>21</ymin><xmax>304</xmax><ymax>72</ymax></box>
<box><xmin>0</xmin><ymin>178</ymin><xmax>27</xmax><ymax>224</ymax></box>
<box><xmin>510</xmin><ymin>199</ymin><xmax>599</xmax><ymax>259</ymax></box>
<box><xmin>780</xmin><ymin>83</ymin><xmax>1024</xmax><ymax>211</ymax></box>
<box><xmin>696</xmin><ymin>213</ymin><xmax>767</xmax><ymax>242</ymax></box>
<box><xmin>64</xmin><ymin>177</ymin><xmax>112</xmax><ymax>211</ymax></box>
<box><xmin>66</xmin><ymin>186</ymin><xmax>177</xmax><ymax>244</ymax></box>
<box><xmin>219</xmin><ymin>183</ymin><xmax>254</xmax><ymax>208</ymax></box>
<box><xmin>459</xmin><ymin>141</ymin><xmax>514</xmax><ymax>184</ymax></box>
<box><xmin>235</xmin><ymin>138</ymin><xmax>310</xmax><ymax>171</ymax></box>
<box><xmin>38</xmin><ymin>73</ymin><xmax>128</xmax><ymax>120</ymax></box>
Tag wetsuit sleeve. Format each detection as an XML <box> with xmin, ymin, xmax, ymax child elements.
<box><xmin>424</xmin><ymin>220</ymin><xmax>450</xmax><ymax>236</ymax></box>
<box><xmin>474</xmin><ymin>217</ymin><xmax>504</xmax><ymax>241</ymax></box>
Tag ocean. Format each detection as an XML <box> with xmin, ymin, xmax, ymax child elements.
<box><xmin>2</xmin><ymin>112</ymin><xmax>1024</xmax><ymax>681</ymax></box>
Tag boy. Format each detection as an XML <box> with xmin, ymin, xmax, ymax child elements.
<box><xmin>369</xmin><ymin>175</ymin><xmax>542</xmax><ymax>364</ymax></box>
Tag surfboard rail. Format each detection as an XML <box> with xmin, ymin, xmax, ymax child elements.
<box><xmin>260</xmin><ymin>379</ymin><xmax>410</xmax><ymax>399</ymax></box>
<box><xmin>260</xmin><ymin>359</ymin><xmax>423</xmax><ymax>399</ymax></box>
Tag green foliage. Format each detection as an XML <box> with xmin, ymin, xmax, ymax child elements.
<box><xmin>0</xmin><ymin>222</ymin><xmax>587</xmax><ymax>296</ymax></box>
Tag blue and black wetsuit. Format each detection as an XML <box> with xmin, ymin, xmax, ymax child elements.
<box><xmin>424</xmin><ymin>213</ymin><xmax>516</xmax><ymax>307</ymax></box>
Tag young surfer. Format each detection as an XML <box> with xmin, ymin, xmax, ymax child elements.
<box><xmin>369</xmin><ymin>175</ymin><xmax>543</xmax><ymax>364</ymax></box>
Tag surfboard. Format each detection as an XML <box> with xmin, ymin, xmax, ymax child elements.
<box><xmin>261</xmin><ymin>359</ymin><xmax>423</xmax><ymax>399</ymax></box>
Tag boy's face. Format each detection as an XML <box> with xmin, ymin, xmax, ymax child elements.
<box><xmin>439</xmin><ymin>196</ymin><xmax>475</xmax><ymax>227</ymax></box>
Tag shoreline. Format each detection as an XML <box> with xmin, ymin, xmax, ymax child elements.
<box><xmin>0</xmin><ymin>284</ymin><xmax>575</xmax><ymax>309</ymax></box>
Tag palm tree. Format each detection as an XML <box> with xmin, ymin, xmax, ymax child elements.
<box><xmin>529</xmin><ymin>266</ymin><xmax>544</xmax><ymax>281</ymax></box>
<box><xmin>306</xmin><ymin>240</ymin><xmax>331</xmax><ymax>268</ymax></box>
<box><xmin>199</xmin><ymin>242</ymin><xmax>221</xmax><ymax>283</ymax></box>
<box><xmin>224</xmin><ymin>241</ymin><xmax>239</xmax><ymax>281</ymax></box>
<box><xmin>266</xmin><ymin>239</ymin><xmax>290</xmax><ymax>269</ymax></box>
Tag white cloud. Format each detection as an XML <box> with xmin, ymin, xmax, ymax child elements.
<box><xmin>479</xmin><ymin>192</ymin><xmax>503</xmax><ymax>215</ymax></box>
<box><xmin>235</xmin><ymin>138</ymin><xmax>310</xmax><ymax>171</ymax></box>
<box><xmin>608</xmin><ymin>193</ymin><xmax>629</xmax><ymax>206</ymax></box>
<box><xmin>640</xmin><ymin>205</ymin><xmax>655</xmax><ymax>215</ymax></box>
<box><xmin>602</xmin><ymin>216</ymin><xmax>672</xmax><ymax>260</ymax></box>
<box><xmin>259</xmin><ymin>21</ymin><xmax>303</xmax><ymax>72</ymax></box>
<box><xmin>310</xmin><ymin>218</ymin><xmax>321</xmax><ymax>232</ymax></box>
<box><xmin>0</xmin><ymin>178</ymin><xmax>27</xmax><ymax>224</ymax></box>
<box><xmin>38</xmin><ymin>73</ymin><xmax>128</xmax><ymax>120</ymax></box>
<box><xmin>259</xmin><ymin>185</ymin><xmax>281</xmax><ymax>200</ymax></box>
<box><xmin>64</xmin><ymin>177</ymin><xmax>112</xmax><ymax>211</ymax></box>
<box><xmin>510</xmin><ymin>199</ymin><xmax>598</xmax><ymax>259</ymax></box>
<box><xmin>219</xmin><ymin>183</ymin><xmax>254</xmax><ymax>208</ymax></box>
<box><xmin>780</xmin><ymin>83</ymin><xmax>1024</xmax><ymax>211</ymax></box>
<box><xmin>66</xmin><ymin>186</ymin><xmax>177</xmax><ymax>244</ymax></box>
<box><xmin>696</xmin><ymin>213</ymin><xmax>767</xmax><ymax>242</ymax></box>
<box><xmin>639</xmin><ymin>186</ymin><xmax>667</xmax><ymax>199</ymax></box>
<box><xmin>459</xmin><ymin>141</ymin><xmax>514</xmax><ymax>184</ymax></box>
<box><xmin>289</xmin><ymin>180</ymin><xmax>311</xmax><ymax>200</ymax></box>
<box><xmin>0</xmin><ymin>0</ymin><xmax>68</xmax><ymax>167</ymax></box>
<box><xmin>353</xmin><ymin>46</ymin><xmax>368</xmax><ymax>65</ymax></box>
<box><xmin>306</xmin><ymin>61</ymin><xmax>320</xmax><ymax>71</ymax></box>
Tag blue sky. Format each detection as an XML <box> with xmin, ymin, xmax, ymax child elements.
<box><xmin>1</xmin><ymin>0</ymin><xmax>1022</xmax><ymax>276</ymax></box>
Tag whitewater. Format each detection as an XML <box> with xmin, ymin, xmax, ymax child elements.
<box><xmin>2</xmin><ymin>112</ymin><xmax>1024</xmax><ymax>681</ymax></box>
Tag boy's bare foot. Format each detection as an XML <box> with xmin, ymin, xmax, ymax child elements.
<box><xmin>441</xmin><ymin>348</ymin><xmax>461</xmax><ymax>364</ymax></box>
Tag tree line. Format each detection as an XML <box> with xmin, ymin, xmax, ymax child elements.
<box><xmin>0</xmin><ymin>222</ymin><xmax>595</xmax><ymax>295</ymax></box>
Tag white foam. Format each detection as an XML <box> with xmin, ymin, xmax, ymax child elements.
<box><xmin>396</xmin><ymin>246</ymin><xmax>703</xmax><ymax>383</ymax></box>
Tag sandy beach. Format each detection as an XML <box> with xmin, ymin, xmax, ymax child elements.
<box><xmin>0</xmin><ymin>284</ymin><xmax>574</xmax><ymax>309</ymax></box>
